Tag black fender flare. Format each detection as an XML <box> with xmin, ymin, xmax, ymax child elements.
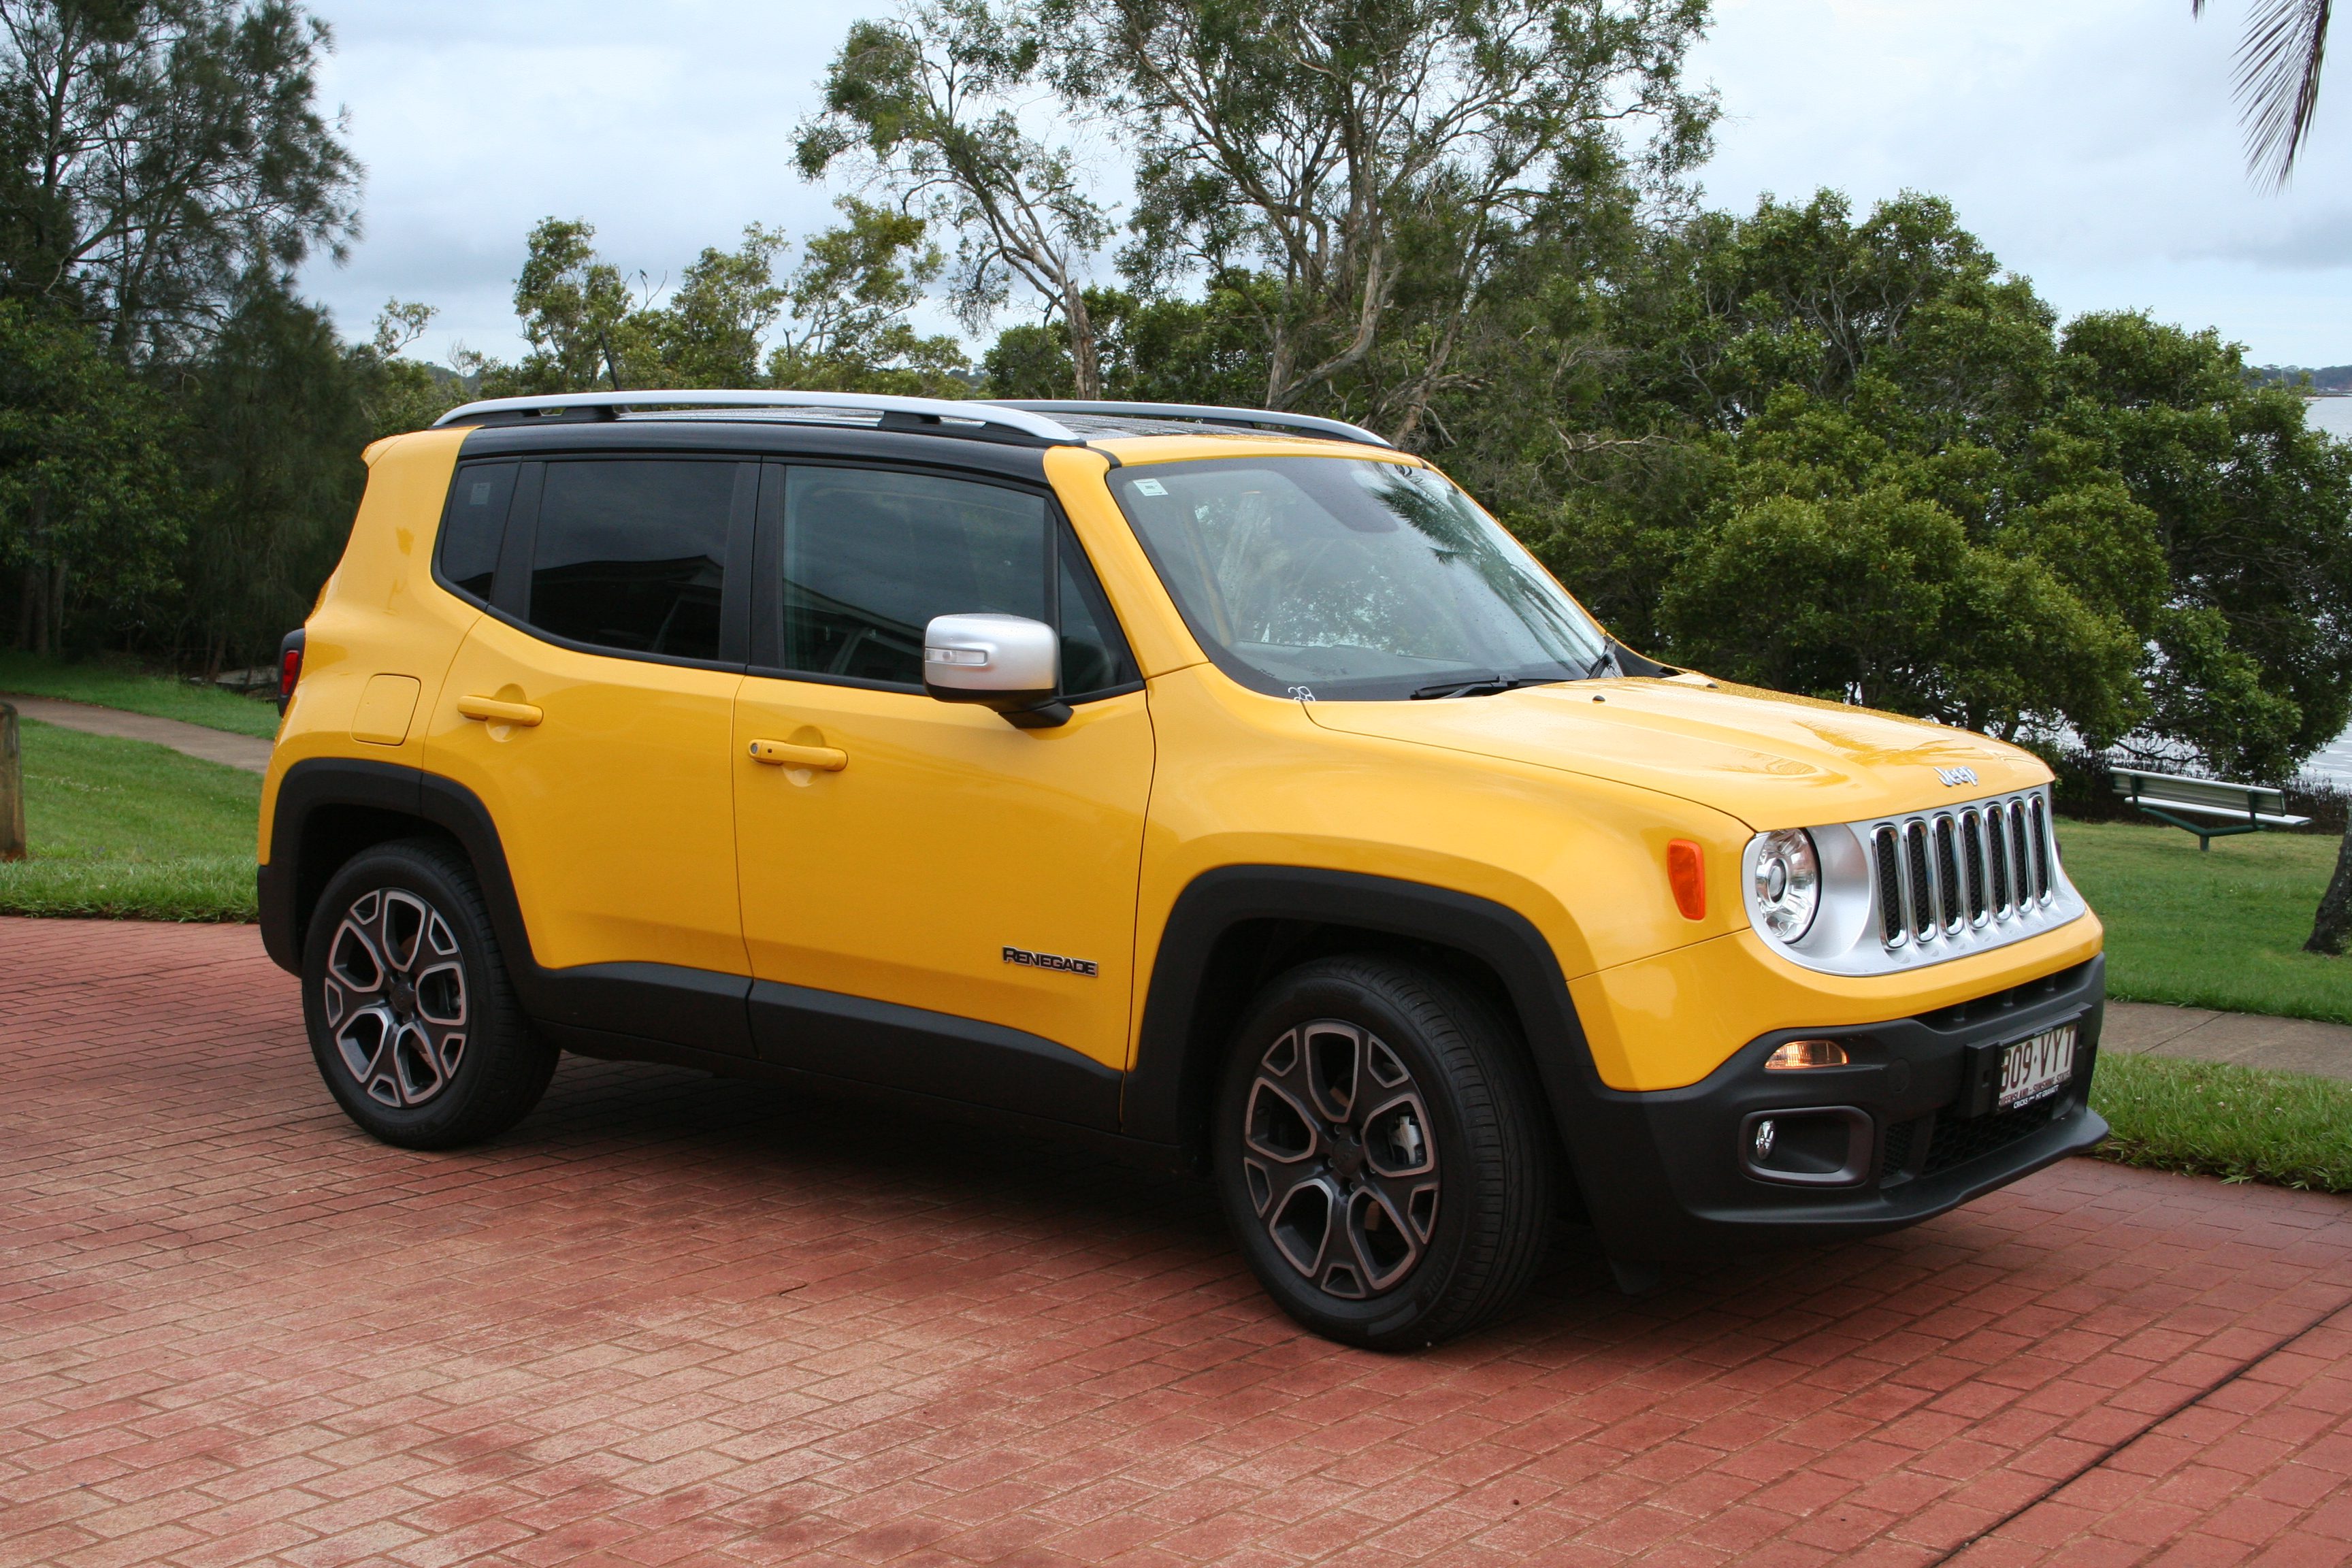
<box><xmin>1120</xmin><ymin>866</ymin><xmax>1682</xmax><ymax>1250</ymax></box>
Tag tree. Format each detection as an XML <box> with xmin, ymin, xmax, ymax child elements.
<box><xmin>0</xmin><ymin>299</ymin><xmax>182</xmax><ymax>652</ymax></box>
<box><xmin>1521</xmin><ymin>192</ymin><xmax>2352</xmax><ymax>779</ymax></box>
<box><xmin>500</xmin><ymin>217</ymin><xmax>642</xmax><ymax>392</ymax></box>
<box><xmin>766</xmin><ymin>197</ymin><xmax>970</xmax><ymax>393</ymax></box>
<box><xmin>798</xmin><ymin>2</ymin><xmax>1112</xmax><ymax>394</ymax></box>
<box><xmin>1043</xmin><ymin>0</ymin><xmax>1713</xmax><ymax>438</ymax></box>
<box><xmin>2193</xmin><ymin>0</ymin><xmax>2332</xmax><ymax>187</ymax></box>
<box><xmin>0</xmin><ymin>0</ymin><xmax>359</xmax><ymax>359</ymax></box>
<box><xmin>167</xmin><ymin>280</ymin><xmax>369</xmax><ymax>675</ymax></box>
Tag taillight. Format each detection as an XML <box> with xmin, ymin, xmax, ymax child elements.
<box><xmin>276</xmin><ymin>630</ymin><xmax>306</xmax><ymax>713</ymax></box>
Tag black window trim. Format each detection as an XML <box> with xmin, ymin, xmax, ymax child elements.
<box><xmin>743</xmin><ymin>456</ymin><xmax>1143</xmax><ymax>706</ymax></box>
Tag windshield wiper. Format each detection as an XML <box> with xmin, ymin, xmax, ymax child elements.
<box><xmin>1409</xmin><ymin>674</ymin><xmax>1558</xmax><ymax>700</ymax></box>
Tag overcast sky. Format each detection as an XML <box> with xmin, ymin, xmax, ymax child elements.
<box><xmin>295</xmin><ymin>0</ymin><xmax>2352</xmax><ymax>370</ymax></box>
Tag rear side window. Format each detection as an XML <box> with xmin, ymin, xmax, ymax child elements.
<box><xmin>779</xmin><ymin>468</ymin><xmax>1049</xmax><ymax>685</ymax></box>
<box><xmin>527</xmin><ymin>460</ymin><xmax>736</xmax><ymax>662</ymax></box>
<box><xmin>437</xmin><ymin>462</ymin><xmax>516</xmax><ymax>604</ymax></box>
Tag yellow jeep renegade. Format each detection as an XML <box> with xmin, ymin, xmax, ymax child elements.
<box><xmin>261</xmin><ymin>391</ymin><xmax>2106</xmax><ymax>1348</ymax></box>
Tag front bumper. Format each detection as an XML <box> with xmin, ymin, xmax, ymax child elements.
<box><xmin>1564</xmin><ymin>954</ymin><xmax>2107</xmax><ymax>1261</ymax></box>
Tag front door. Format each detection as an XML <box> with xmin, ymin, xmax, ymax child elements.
<box><xmin>732</xmin><ymin>463</ymin><xmax>1154</xmax><ymax>1124</ymax></box>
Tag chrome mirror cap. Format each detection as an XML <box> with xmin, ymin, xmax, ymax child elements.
<box><xmin>923</xmin><ymin>613</ymin><xmax>1067</xmax><ymax>726</ymax></box>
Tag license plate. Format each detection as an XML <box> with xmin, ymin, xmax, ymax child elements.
<box><xmin>1999</xmin><ymin>1024</ymin><xmax>2078</xmax><ymax>1111</ymax></box>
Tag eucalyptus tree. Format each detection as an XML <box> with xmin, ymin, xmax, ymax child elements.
<box><xmin>0</xmin><ymin>0</ymin><xmax>359</xmax><ymax>360</ymax></box>
<box><xmin>797</xmin><ymin>2</ymin><xmax>1113</xmax><ymax>395</ymax></box>
<box><xmin>1041</xmin><ymin>0</ymin><xmax>1714</xmax><ymax>441</ymax></box>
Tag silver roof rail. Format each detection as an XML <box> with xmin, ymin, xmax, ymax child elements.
<box><xmin>431</xmin><ymin>389</ymin><xmax>1082</xmax><ymax>443</ymax></box>
<box><xmin>985</xmin><ymin>399</ymin><xmax>1393</xmax><ymax>448</ymax></box>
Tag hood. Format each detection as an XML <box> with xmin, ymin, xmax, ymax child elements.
<box><xmin>1303</xmin><ymin>676</ymin><xmax>2051</xmax><ymax>830</ymax></box>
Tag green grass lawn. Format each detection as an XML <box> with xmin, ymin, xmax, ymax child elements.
<box><xmin>2091</xmin><ymin>1051</ymin><xmax>2352</xmax><ymax>1193</ymax></box>
<box><xmin>2057</xmin><ymin>817</ymin><xmax>2351</xmax><ymax>1026</ymax></box>
<box><xmin>0</xmin><ymin>650</ymin><xmax>282</xmax><ymax>738</ymax></box>
<box><xmin>0</xmin><ymin>719</ymin><xmax>259</xmax><ymax>921</ymax></box>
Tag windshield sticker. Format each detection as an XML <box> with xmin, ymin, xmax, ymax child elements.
<box><xmin>1132</xmin><ymin>478</ymin><xmax>1166</xmax><ymax>496</ymax></box>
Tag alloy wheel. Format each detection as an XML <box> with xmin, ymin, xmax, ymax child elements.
<box><xmin>321</xmin><ymin>888</ymin><xmax>469</xmax><ymax>1109</ymax></box>
<box><xmin>1239</xmin><ymin>1020</ymin><xmax>1441</xmax><ymax>1300</ymax></box>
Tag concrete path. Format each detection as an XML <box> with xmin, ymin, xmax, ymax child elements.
<box><xmin>2106</xmin><ymin>998</ymin><xmax>2352</xmax><ymax>1081</ymax></box>
<box><xmin>4</xmin><ymin>914</ymin><xmax>2351</xmax><ymax>1568</ymax></box>
<box><xmin>0</xmin><ymin>692</ymin><xmax>272</xmax><ymax>774</ymax></box>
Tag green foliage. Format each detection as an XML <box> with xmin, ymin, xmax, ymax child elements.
<box><xmin>470</xmin><ymin>205</ymin><xmax>971</xmax><ymax>398</ymax></box>
<box><xmin>799</xmin><ymin>3</ymin><xmax>1111</xmax><ymax>391</ymax></box>
<box><xmin>1503</xmin><ymin>191</ymin><xmax>2352</xmax><ymax>778</ymax></box>
<box><xmin>0</xmin><ymin>718</ymin><xmax>259</xmax><ymax>921</ymax></box>
<box><xmin>2091</xmin><ymin>1052</ymin><xmax>2352</xmax><ymax>1194</ymax></box>
<box><xmin>1043</xmin><ymin>0</ymin><xmax>1715</xmax><ymax>431</ymax></box>
<box><xmin>0</xmin><ymin>299</ymin><xmax>184</xmax><ymax>652</ymax></box>
<box><xmin>2057</xmin><ymin>819</ymin><xmax>2352</xmax><ymax>1025</ymax></box>
<box><xmin>0</xmin><ymin>0</ymin><xmax>359</xmax><ymax>359</ymax></box>
<box><xmin>168</xmin><ymin>282</ymin><xmax>374</xmax><ymax>675</ymax></box>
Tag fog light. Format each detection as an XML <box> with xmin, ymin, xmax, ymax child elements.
<box><xmin>1765</xmin><ymin>1039</ymin><xmax>1850</xmax><ymax>1071</ymax></box>
<box><xmin>1752</xmin><ymin>1119</ymin><xmax>1776</xmax><ymax>1160</ymax></box>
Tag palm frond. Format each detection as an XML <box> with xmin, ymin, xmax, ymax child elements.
<box><xmin>2195</xmin><ymin>0</ymin><xmax>2333</xmax><ymax>187</ymax></box>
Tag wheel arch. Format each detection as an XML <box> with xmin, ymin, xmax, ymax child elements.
<box><xmin>261</xmin><ymin>759</ymin><xmax>535</xmax><ymax>986</ymax></box>
<box><xmin>1124</xmin><ymin>868</ymin><xmax>1628</xmax><ymax>1209</ymax></box>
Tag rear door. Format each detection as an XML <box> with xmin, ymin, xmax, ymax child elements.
<box><xmin>731</xmin><ymin>462</ymin><xmax>1154</xmax><ymax>1124</ymax></box>
<box><xmin>425</xmin><ymin>455</ymin><xmax>754</xmax><ymax>1013</ymax></box>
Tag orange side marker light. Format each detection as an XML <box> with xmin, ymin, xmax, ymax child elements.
<box><xmin>1667</xmin><ymin>839</ymin><xmax>1705</xmax><ymax>921</ymax></box>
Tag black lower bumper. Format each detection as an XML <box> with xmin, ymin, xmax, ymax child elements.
<box><xmin>1571</xmin><ymin>954</ymin><xmax>2108</xmax><ymax>1262</ymax></box>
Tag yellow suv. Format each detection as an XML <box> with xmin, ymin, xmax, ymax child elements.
<box><xmin>261</xmin><ymin>391</ymin><xmax>2107</xmax><ymax>1348</ymax></box>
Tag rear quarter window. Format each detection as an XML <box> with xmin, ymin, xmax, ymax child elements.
<box><xmin>436</xmin><ymin>462</ymin><xmax>517</xmax><ymax>604</ymax></box>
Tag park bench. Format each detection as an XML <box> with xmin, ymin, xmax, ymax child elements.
<box><xmin>2110</xmin><ymin>765</ymin><xmax>2310</xmax><ymax>851</ymax></box>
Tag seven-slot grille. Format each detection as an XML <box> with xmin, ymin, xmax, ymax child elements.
<box><xmin>1872</xmin><ymin>795</ymin><xmax>2055</xmax><ymax>949</ymax></box>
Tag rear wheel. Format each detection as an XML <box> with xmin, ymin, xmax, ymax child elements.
<box><xmin>301</xmin><ymin>839</ymin><xmax>555</xmax><ymax>1149</ymax></box>
<box><xmin>1212</xmin><ymin>956</ymin><xmax>1554</xmax><ymax>1349</ymax></box>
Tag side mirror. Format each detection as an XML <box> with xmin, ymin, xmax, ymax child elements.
<box><xmin>922</xmin><ymin>613</ymin><xmax>1070</xmax><ymax>728</ymax></box>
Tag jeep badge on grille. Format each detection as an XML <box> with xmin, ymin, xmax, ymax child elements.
<box><xmin>1936</xmin><ymin>765</ymin><xmax>1978</xmax><ymax>787</ymax></box>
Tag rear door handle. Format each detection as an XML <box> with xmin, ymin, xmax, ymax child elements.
<box><xmin>457</xmin><ymin>695</ymin><xmax>543</xmax><ymax>727</ymax></box>
<box><xmin>749</xmin><ymin>738</ymin><xmax>847</xmax><ymax>770</ymax></box>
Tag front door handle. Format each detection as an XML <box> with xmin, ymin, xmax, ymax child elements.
<box><xmin>457</xmin><ymin>695</ymin><xmax>544</xmax><ymax>727</ymax></box>
<box><xmin>749</xmin><ymin>738</ymin><xmax>847</xmax><ymax>771</ymax></box>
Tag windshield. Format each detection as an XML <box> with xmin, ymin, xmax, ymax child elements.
<box><xmin>1109</xmin><ymin>456</ymin><xmax>1610</xmax><ymax>701</ymax></box>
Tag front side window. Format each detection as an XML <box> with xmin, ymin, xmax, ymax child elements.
<box><xmin>1109</xmin><ymin>457</ymin><xmax>1610</xmax><ymax>701</ymax></box>
<box><xmin>772</xmin><ymin>467</ymin><xmax>1134</xmax><ymax>696</ymax></box>
<box><xmin>526</xmin><ymin>459</ymin><xmax>735</xmax><ymax>662</ymax></box>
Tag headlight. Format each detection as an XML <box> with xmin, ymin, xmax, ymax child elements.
<box><xmin>1750</xmin><ymin>828</ymin><xmax>1820</xmax><ymax>943</ymax></box>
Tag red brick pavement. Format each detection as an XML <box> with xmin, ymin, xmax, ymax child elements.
<box><xmin>3</xmin><ymin>915</ymin><xmax>2349</xmax><ymax>1568</ymax></box>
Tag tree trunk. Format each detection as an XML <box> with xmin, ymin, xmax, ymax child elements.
<box><xmin>43</xmin><ymin>559</ymin><xmax>66</xmax><ymax>655</ymax></box>
<box><xmin>14</xmin><ymin>567</ymin><xmax>37</xmax><ymax>652</ymax></box>
<box><xmin>2308</xmin><ymin>826</ymin><xmax>2352</xmax><ymax>956</ymax></box>
<box><xmin>1063</xmin><ymin>283</ymin><xmax>1100</xmax><ymax>400</ymax></box>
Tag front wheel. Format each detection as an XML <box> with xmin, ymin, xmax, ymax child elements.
<box><xmin>1213</xmin><ymin>956</ymin><xmax>1554</xmax><ymax>1350</ymax></box>
<box><xmin>301</xmin><ymin>838</ymin><xmax>555</xmax><ymax>1149</ymax></box>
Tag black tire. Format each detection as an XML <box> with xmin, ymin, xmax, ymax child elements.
<box><xmin>301</xmin><ymin>838</ymin><xmax>555</xmax><ymax>1149</ymax></box>
<box><xmin>1212</xmin><ymin>955</ymin><xmax>1554</xmax><ymax>1350</ymax></box>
